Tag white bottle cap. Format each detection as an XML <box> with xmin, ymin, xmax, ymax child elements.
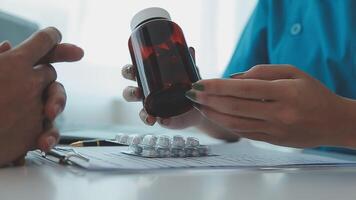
<box><xmin>131</xmin><ymin>7</ymin><xmax>171</xmax><ymax>30</ymax></box>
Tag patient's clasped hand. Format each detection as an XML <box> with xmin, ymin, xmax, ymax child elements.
<box><xmin>0</xmin><ymin>27</ymin><xmax>84</xmax><ymax>166</ymax></box>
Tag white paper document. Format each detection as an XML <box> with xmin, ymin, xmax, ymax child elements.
<box><xmin>31</xmin><ymin>140</ymin><xmax>356</xmax><ymax>171</ymax></box>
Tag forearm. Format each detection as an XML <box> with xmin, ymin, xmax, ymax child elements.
<box><xmin>335</xmin><ymin>97</ymin><xmax>356</xmax><ymax>147</ymax></box>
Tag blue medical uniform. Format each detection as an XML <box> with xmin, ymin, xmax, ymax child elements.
<box><xmin>223</xmin><ymin>0</ymin><xmax>356</xmax><ymax>99</ymax></box>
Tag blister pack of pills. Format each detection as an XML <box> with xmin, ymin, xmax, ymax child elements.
<box><xmin>115</xmin><ymin>134</ymin><xmax>210</xmax><ymax>158</ymax></box>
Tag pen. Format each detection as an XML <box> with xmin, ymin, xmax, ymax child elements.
<box><xmin>70</xmin><ymin>139</ymin><xmax>126</xmax><ymax>147</ymax></box>
<box><xmin>59</xmin><ymin>136</ymin><xmax>96</xmax><ymax>145</ymax></box>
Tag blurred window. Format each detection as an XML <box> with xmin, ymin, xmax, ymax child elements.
<box><xmin>0</xmin><ymin>0</ymin><xmax>256</xmax><ymax>131</ymax></box>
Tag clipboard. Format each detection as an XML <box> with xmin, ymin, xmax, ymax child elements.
<box><xmin>39</xmin><ymin>147</ymin><xmax>91</xmax><ymax>168</ymax></box>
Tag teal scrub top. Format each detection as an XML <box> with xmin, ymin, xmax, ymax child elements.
<box><xmin>223</xmin><ymin>0</ymin><xmax>356</xmax><ymax>99</ymax></box>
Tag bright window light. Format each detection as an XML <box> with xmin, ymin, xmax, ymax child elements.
<box><xmin>0</xmin><ymin>0</ymin><xmax>256</xmax><ymax>131</ymax></box>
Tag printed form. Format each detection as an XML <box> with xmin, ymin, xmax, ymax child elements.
<box><xmin>31</xmin><ymin>140</ymin><xmax>356</xmax><ymax>171</ymax></box>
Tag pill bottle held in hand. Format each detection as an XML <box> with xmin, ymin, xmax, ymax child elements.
<box><xmin>128</xmin><ymin>7</ymin><xmax>200</xmax><ymax>118</ymax></box>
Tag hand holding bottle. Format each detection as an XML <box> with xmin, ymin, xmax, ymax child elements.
<box><xmin>122</xmin><ymin>48</ymin><xmax>240</xmax><ymax>142</ymax></box>
<box><xmin>122</xmin><ymin>47</ymin><xmax>203</xmax><ymax>129</ymax></box>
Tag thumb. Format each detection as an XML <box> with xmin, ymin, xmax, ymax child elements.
<box><xmin>230</xmin><ymin>64</ymin><xmax>301</xmax><ymax>80</ymax></box>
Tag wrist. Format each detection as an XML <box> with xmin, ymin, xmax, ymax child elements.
<box><xmin>196</xmin><ymin>115</ymin><xmax>240</xmax><ymax>142</ymax></box>
<box><xmin>334</xmin><ymin>97</ymin><xmax>356</xmax><ymax>147</ymax></box>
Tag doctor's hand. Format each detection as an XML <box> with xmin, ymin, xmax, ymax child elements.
<box><xmin>0</xmin><ymin>27</ymin><xmax>84</xmax><ymax>166</ymax></box>
<box><xmin>121</xmin><ymin>48</ymin><xmax>240</xmax><ymax>142</ymax></box>
<box><xmin>186</xmin><ymin>65</ymin><xmax>356</xmax><ymax>148</ymax></box>
<box><xmin>121</xmin><ymin>47</ymin><xmax>203</xmax><ymax>130</ymax></box>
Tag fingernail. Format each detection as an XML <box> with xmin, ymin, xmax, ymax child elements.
<box><xmin>125</xmin><ymin>65</ymin><xmax>131</xmax><ymax>75</ymax></box>
<box><xmin>130</xmin><ymin>87</ymin><xmax>136</xmax><ymax>98</ymax></box>
<box><xmin>47</xmin><ymin>136</ymin><xmax>57</xmax><ymax>149</ymax></box>
<box><xmin>192</xmin><ymin>83</ymin><xmax>204</xmax><ymax>91</ymax></box>
<box><xmin>125</xmin><ymin>66</ymin><xmax>132</xmax><ymax>77</ymax></box>
<box><xmin>122</xmin><ymin>65</ymin><xmax>135</xmax><ymax>80</ymax></box>
<box><xmin>47</xmin><ymin>27</ymin><xmax>62</xmax><ymax>43</ymax></box>
<box><xmin>142</xmin><ymin>112</ymin><xmax>155</xmax><ymax>126</ymax></box>
<box><xmin>230</xmin><ymin>72</ymin><xmax>245</xmax><ymax>78</ymax></box>
<box><xmin>145</xmin><ymin>116</ymin><xmax>155</xmax><ymax>126</ymax></box>
<box><xmin>75</xmin><ymin>46</ymin><xmax>85</xmax><ymax>57</ymax></box>
<box><xmin>185</xmin><ymin>90</ymin><xmax>197</xmax><ymax>101</ymax></box>
<box><xmin>0</xmin><ymin>40</ymin><xmax>10</xmax><ymax>47</ymax></box>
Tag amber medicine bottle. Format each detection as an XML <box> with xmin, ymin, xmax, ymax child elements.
<box><xmin>129</xmin><ymin>7</ymin><xmax>200</xmax><ymax>118</ymax></box>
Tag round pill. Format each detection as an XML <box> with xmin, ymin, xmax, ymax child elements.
<box><xmin>128</xmin><ymin>135</ymin><xmax>143</xmax><ymax>145</ymax></box>
<box><xmin>118</xmin><ymin>134</ymin><xmax>129</xmax><ymax>145</ymax></box>
<box><xmin>172</xmin><ymin>135</ymin><xmax>185</xmax><ymax>148</ymax></box>
<box><xmin>130</xmin><ymin>145</ymin><xmax>143</xmax><ymax>154</ymax></box>
<box><xmin>157</xmin><ymin>135</ymin><xmax>171</xmax><ymax>148</ymax></box>
<box><xmin>142</xmin><ymin>135</ymin><xmax>158</xmax><ymax>147</ymax></box>
<box><xmin>186</xmin><ymin>137</ymin><xmax>199</xmax><ymax>147</ymax></box>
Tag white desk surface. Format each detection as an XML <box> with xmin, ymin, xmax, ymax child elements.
<box><xmin>1</xmin><ymin>162</ymin><xmax>356</xmax><ymax>200</ymax></box>
<box><xmin>1</xmin><ymin>137</ymin><xmax>356</xmax><ymax>200</ymax></box>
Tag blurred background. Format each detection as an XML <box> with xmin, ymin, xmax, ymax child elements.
<box><xmin>0</xmin><ymin>0</ymin><xmax>257</xmax><ymax>137</ymax></box>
